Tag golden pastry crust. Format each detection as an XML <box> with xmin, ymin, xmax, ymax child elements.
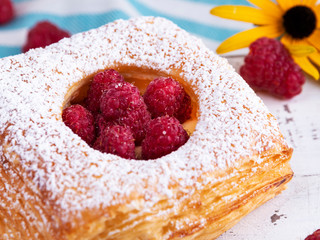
<box><xmin>0</xmin><ymin>17</ymin><xmax>293</xmax><ymax>239</ymax></box>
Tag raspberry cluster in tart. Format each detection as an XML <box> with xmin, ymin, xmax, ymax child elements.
<box><xmin>63</xmin><ymin>69</ymin><xmax>194</xmax><ymax>160</ymax></box>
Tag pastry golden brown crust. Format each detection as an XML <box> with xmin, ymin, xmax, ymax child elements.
<box><xmin>0</xmin><ymin>17</ymin><xmax>293</xmax><ymax>239</ymax></box>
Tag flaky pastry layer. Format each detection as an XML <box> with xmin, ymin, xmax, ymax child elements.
<box><xmin>0</xmin><ymin>17</ymin><xmax>293</xmax><ymax>239</ymax></box>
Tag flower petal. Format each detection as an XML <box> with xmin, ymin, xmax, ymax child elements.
<box><xmin>309</xmin><ymin>51</ymin><xmax>320</xmax><ymax>68</ymax></box>
<box><xmin>281</xmin><ymin>35</ymin><xmax>319</xmax><ymax>80</ymax></box>
<box><xmin>281</xmin><ymin>34</ymin><xmax>305</xmax><ymax>45</ymax></box>
<box><xmin>247</xmin><ymin>0</ymin><xmax>283</xmax><ymax>18</ymax></box>
<box><xmin>276</xmin><ymin>0</ymin><xmax>299</xmax><ymax>11</ymax></box>
<box><xmin>302</xmin><ymin>0</ymin><xmax>318</xmax><ymax>7</ymax></box>
<box><xmin>216</xmin><ymin>25</ymin><xmax>283</xmax><ymax>54</ymax></box>
<box><xmin>315</xmin><ymin>4</ymin><xmax>320</xmax><ymax>28</ymax></box>
<box><xmin>280</xmin><ymin>34</ymin><xmax>316</xmax><ymax>57</ymax></box>
<box><xmin>293</xmin><ymin>55</ymin><xmax>320</xmax><ymax>80</ymax></box>
<box><xmin>286</xmin><ymin>44</ymin><xmax>316</xmax><ymax>57</ymax></box>
<box><xmin>307</xmin><ymin>29</ymin><xmax>320</xmax><ymax>51</ymax></box>
<box><xmin>280</xmin><ymin>34</ymin><xmax>292</xmax><ymax>45</ymax></box>
<box><xmin>210</xmin><ymin>6</ymin><xmax>278</xmax><ymax>25</ymax></box>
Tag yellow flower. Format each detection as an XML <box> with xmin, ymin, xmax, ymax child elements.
<box><xmin>210</xmin><ymin>0</ymin><xmax>320</xmax><ymax>80</ymax></box>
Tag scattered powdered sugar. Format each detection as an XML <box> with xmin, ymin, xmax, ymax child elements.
<box><xmin>0</xmin><ymin>17</ymin><xmax>287</xmax><ymax>225</ymax></box>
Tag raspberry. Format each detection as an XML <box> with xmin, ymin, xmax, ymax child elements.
<box><xmin>176</xmin><ymin>93</ymin><xmax>192</xmax><ymax>123</ymax></box>
<box><xmin>93</xmin><ymin>125</ymin><xmax>135</xmax><ymax>159</ymax></box>
<box><xmin>94</xmin><ymin>113</ymin><xmax>113</xmax><ymax>137</ymax></box>
<box><xmin>143</xmin><ymin>77</ymin><xmax>191</xmax><ymax>123</ymax></box>
<box><xmin>98</xmin><ymin>80</ymin><xmax>151</xmax><ymax>144</ymax></box>
<box><xmin>115</xmin><ymin>106</ymin><xmax>151</xmax><ymax>145</ymax></box>
<box><xmin>240</xmin><ymin>37</ymin><xmax>305</xmax><ymax>99</ymax></box>
<box><xmin>100</xmin><ymin>81</ymin><xmax>142</xmax><ymax>121</ymax></box>
<box><xmin>0</xmin><ymin>0</ymin><xmax>14</xmax><ymax>25</ymax></box>
<box><xmin>141</xmin><ymin>116</ymin><xmax>189</xmax><ymax>160</ymax></box>
<box><xmin>22</xmin><ymin>21</ymin><xmax>71</xmax><ymax>53</ymax></box>
<box><xmin>86</xmin><ymin>69</ymin><xmax>124</xmax><ymax>113</ymax></box>
<box><xmin>62</xmin><ymin>104</ymin><xmax>95</xmax><ymax>145</ymax></box>
<box><xmin>305</xmin><ymin>229</ymin><xmax>320</xmax><ymax>240</ymax></box>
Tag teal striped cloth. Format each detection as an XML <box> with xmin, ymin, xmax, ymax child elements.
<box><xmin>0</xmin><ymin>0</ymin><xmax>251</xmax><ymax>58</ymax></box>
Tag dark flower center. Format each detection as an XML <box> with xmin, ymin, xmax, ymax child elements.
<box><xmin>283</xmin><ymin>5</ymin><xmax>316</xmax><ymax>39</ymax></box>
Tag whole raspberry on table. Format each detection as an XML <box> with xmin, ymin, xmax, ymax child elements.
<box><xmin>0</xmin><ymin>0</ymin><xmax>14</xmax><ymax>25</ymax></box>
<box><xmin>305</xmin><ymin>229</ymin><xmax>320</xmax><ymax>240</ymax></box>
<box><xmin>240</xmin><ymin>37</ymin><xmax>305</xmax><ymax>99</ymax></box>
<box><xmin>86</xmin><ymin>69</ymin><xmax>124</xmax><ymax>113</ymax></box>
<box><xmin>93</xmin><ymin>125</ymin><xmax>135</xmax><ymax>159</ymax></box>
<box><xmin>143</xmin><ymin>77</ymin><xmax>191</xmax><ymax>123</ymax></box>
<box><xmin>100</xmin><ymin>81</ymin><xmax>143</xmax><ymax>121</ymax></box>
<box><xmin>62</xmin><ymin>104</ymin><xmax>95</xmax><ymax>145</ymax></box>
<box><xmin>142</xmin><ymin>116</ymin><xmax>189</xmax><ymax>160</ymax></box>
<box><xmin>22</xmin><ymin>21</ymin><xmax>71</xmax><ymax>53</ymax></box>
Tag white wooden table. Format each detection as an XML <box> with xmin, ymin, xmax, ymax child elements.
<box><xmin>217</xmin><ymin>56</ymin><xmax>320</xmax><ymax>240</ymax></box>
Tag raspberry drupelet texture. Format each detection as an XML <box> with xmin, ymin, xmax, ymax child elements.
<box><xmin>22</xmin><ymin>21</ymin><xmax>71</xmax><ymax>53</ymax></box>
<box><xmin>305</xmin><ymin>229</ymin><xmax>320</xmax><ymax>240</ymax></box>
<box><xmin>175</xmin><ymin>93</ymin><xmax>192</xmax><ymax>123</ymax></box>
<box><xmin>143</xmin><ymin>77</ymin><xmax>191</xmax><ymax>123</ymax></box>
<box><xmin>99</xmin><ymin>80</ymin><xmax>151</xmax><ymax>144</ymax></box>
<box><xmin>93</xmin><ymin>125</ymin><xmax>135</xmax><ymax>159</ymax></box>
<box><xmin>86</xmin><ymin>69</ymin><xmax>124</xmax><ymax>113</ymax></box>
<box><xmin>115</xmin><ymin>106</ymin><xmax>151</xmax><ymax>145</ymax></box>
<box><xmin>94</xmin><ymin>113</ymin><xmax>113</xmax><ymax>137</ymax></box>
<box><xmin>62</xmin><ymin>104</ymin><xmax>95</xmax><ymax>145</ymax></box>
<box><xmin>0</xmin><ymin>0</ymin><xmax>14</xmax><ymax>25</ymax></box>
<box><xmin>100</xmin><ymin>81</ymin><xmax>142</xmax><ymax>121</ymax></box>
<box><xmin>240</xmin><ymin>37</ymin><xmax>305</xmax><ymax>99</ymax></box>
<box><xmin>142</xmin><ymin>116</ymin><xmax>189</xmax><ymax>160</ymax></box>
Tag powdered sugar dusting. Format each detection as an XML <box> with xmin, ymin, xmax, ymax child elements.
<box><xmin>0</xmin><ymin>17</ymin><xmax>287</xmax><ymax>225</ymax></box>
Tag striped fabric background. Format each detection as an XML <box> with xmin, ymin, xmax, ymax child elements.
<box><xmin>0</xmin><ymin>0</ymin><xmax>252</xmax><ymax>58</ymax></box>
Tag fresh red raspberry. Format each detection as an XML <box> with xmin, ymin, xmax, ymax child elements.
<box><xmin>86</xmin><ymin>69</ymin><xmax>124</xmax><ymax>113</ymax></box>
<box><xmin>305</xmin><ymin>229</ymin><xmax>320</xmax><ymax>240</ymax></box>
<box><xmin>143</xmin><ymin>77</ymin><xmax>191</xmax><ymax>123</ymax></box>
<box><xmin>22</xmin><ymin>21</ymin><xmax>71</xmax><ymax>53</ymax></box>
<box><xmin>94</xmin><ymin>113</ymin><xmax>113</xmax><ymax>137</ymax></box>
<box><xmin>100</xmin><ymin>81</ymin><xmax>142</xmax><ymax>121</ymax></box>
<box><xmin>0</xmin><ymin>0</ymin><xmax>14</xmax><ymax>25</ymax></box>
<box><xmin>141</xmin><ymin>116</ymin><xmax>189</xmax><ymax>160</ymax></box>
<box><xmin>93</xmin><ymin>125</ymin><xmax>135</xmax><ymax>159</ymax></box>
<box><xmin>175</xmin><ymin>93</ymin><xmax>192</xmax><ymax>123</ymax></box>
<box><xmin>240</xmin><ymin>37</ymin><xmax>305</xmax><ymax>99</ymax></box>
<box><xmin>62</xmin><ymin>104</ymin><xmax>95</xmax><ymax>145</ymax></box>
<box><xmin>115</xmin><ymin>105</ymin><xmax>151</xmax><ymax>145</ymax></box>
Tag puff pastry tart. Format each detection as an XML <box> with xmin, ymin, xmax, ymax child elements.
<box><xmin>0</xmin><ymin>17</ymin><xmax>293</xmax><ymax>240</ymax></box>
